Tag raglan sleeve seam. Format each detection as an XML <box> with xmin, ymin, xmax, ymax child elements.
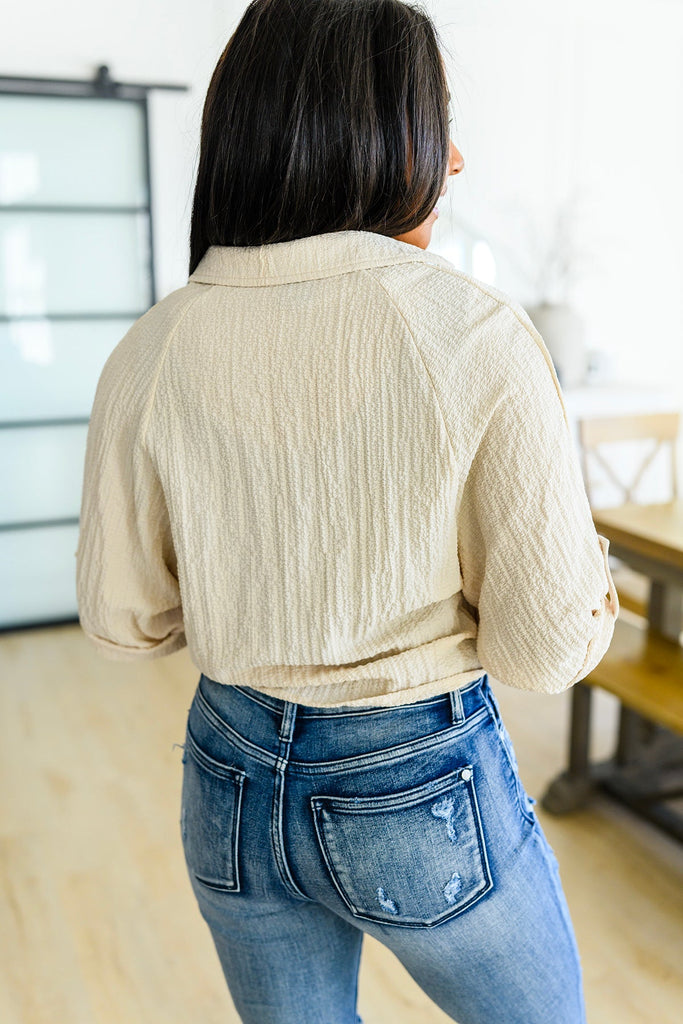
<box><xmin>363</xmin><ymin>267</ymin><xmax>462</xmax><ymax>464</ymax></box>
<box><xmin>139</xmin><ymin>286</ymin><xmax>210</xmax><ymax>453</ymax></box>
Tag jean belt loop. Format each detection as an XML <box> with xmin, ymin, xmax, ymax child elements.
<box><xmin>278</xmin><ymin>700</ymin><xmax>298</xmax><ymax>744</ymax></box>
<box><xmin>449</xmin><ymin>687</ymin><xmax>465</xmax><ymax>725</ymax></box>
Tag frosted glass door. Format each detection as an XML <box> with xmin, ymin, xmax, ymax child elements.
<box><xmin>0</xmin><ymin>91</ymin><xmax>153</xmax><ymax>629</ymax></box>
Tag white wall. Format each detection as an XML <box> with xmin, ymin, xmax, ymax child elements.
<box><xmin>430</xmin><ymin>0</ymin><xmax>683</xmax><ymax>402</ymax></box>
<box><xmin>4</xmin><ymin>0</ymin><xmax>682</xmax><ymax>426</ymax></box>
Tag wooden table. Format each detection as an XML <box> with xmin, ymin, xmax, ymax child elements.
<box><xmin>542</xmin><ymin>499</ymin><xmax>683</xmax><ymax>840</ymax></box>
<box><xmin>593</xmin><ymin>499</ymin><xmax>683</xmax><ymax>640</ymax></box>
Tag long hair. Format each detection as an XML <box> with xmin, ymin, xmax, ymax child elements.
<box><xmin>189</xmin><ymin>0</ymin><xmax>450</xmax><ymax>273</ymax></box>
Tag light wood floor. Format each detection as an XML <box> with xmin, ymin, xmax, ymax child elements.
<box><xmin>1</xmin><ymin>623</ymin><xmax>682</xmax><ymax>1023</ymax></box>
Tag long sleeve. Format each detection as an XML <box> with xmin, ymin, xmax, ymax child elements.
<box><xmin>75</xmin><ymin>344</ymin><xmax>186</xmax><ymax>661</ymax></box>
<box><xmin>457</xmin><ymin>313</ymin><xmax>619</xmax><ymax>695</ymax></box>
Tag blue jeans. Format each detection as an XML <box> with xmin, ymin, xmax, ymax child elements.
<box><xmin>180</xmin><ymin>673</ymin><xmax>587</xmax><ymax>1024</ymax></box>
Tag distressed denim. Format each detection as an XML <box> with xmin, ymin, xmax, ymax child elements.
<box><xmin>180</xmin><ymin>673</ymin><xmax>587</xmax><ymax>1024</ymax></box>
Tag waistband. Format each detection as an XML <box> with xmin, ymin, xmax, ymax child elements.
<box><xmin>191</xmin><ymin>673</ymin><xmax>492</xmax><ymax>773</ymax></box>
<box><xmin>232</xmin><ymin>673</ymin><xmax>489</xmax><ymax>725</ymax></box>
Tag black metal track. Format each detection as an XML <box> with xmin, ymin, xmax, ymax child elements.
<box><xmin>0</xmin><ymin>65</ymin><xmax>188</xmax><ymax>99</ymax></box>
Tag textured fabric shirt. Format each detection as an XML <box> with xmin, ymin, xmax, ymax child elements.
<box><xmin>75</xmin><ymin>230</ymin><xmax>619</xmax><ymax>706</ymax></box>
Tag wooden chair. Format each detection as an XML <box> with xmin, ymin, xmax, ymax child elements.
<box><xmin>578</xmin><ymin>411</ymin><xmax>680</xmax><ymax>618</ymax></box>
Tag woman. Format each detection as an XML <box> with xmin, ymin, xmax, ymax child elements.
<box><xmin>76</xmin><ymin>0</ymin><xmax>619</xmax><ymax>1021</ymax></box>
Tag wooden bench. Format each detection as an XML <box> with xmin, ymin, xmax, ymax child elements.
<box><xmin>586</xmin><ymin>617</ymin><xmax>683</xmax><ymax>732</ymax></box>
<box><xmin>541</xmin><ymin>617</ymin><xmax>683</xmax><ymax>840</ymax></box>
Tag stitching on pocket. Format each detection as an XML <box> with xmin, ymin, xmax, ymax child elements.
<box><xmin>310</xmin><ymin>766</ymin><xmax>493</xmax><ymax>928</ymax></box>
<box><xmin>182</xmin><ymin>728</ymin><xmax>246</xmax><ymax>892</ymax></box>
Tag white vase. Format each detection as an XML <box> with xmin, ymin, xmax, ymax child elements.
<box><xmin>525</xmin><ymin>303</ymin><xmax>587</xmax><ymax>389</ymax></box>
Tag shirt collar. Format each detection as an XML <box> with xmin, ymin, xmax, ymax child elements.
<box><xmin>188</xmin><ymin>229</ymin><xmax>442</xmax><ymax>287</ymax></box>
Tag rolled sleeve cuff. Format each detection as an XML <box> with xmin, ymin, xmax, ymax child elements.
<box><xmin>84</xmin><ymin>629</ymin><xmax>187</xmax><ymax>661</ymax></box>
<box><xmin>568</xmin><ymin>534</ymin><xmax>620</xmax><ymax>686</ymax></box>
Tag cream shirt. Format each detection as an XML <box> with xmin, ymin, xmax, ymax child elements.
<box><xmin>75</xmin><ymin>230</ymin><xmax>619</xmax><ymax>706</ymax></box>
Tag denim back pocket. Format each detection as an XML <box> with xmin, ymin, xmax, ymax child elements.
<box><xmin>181</xmin><ymin>727</ymin><xmax>246</xmax><ymax>892</ymax></box>
<box><xmin>311</xmin><ymin>766</ymin><xmax>492</xmax><ymax>928</ymax></box>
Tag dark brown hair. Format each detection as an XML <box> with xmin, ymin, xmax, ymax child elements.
<box><xmin>189</xmin><ymin>0</ymin><xmax>450</xmax><ymax>273</ymax></box>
